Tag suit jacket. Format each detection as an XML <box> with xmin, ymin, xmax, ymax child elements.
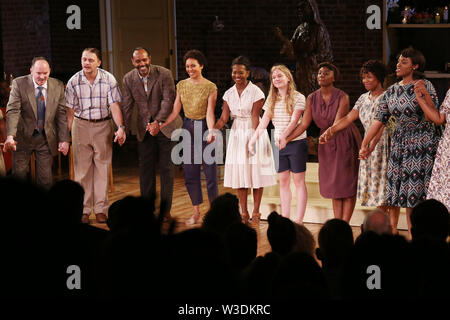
<box><xmin>6</xmin><ymin>75</ymin><xmax>70</xmax><ymax>156</ymax></box>
<box><xmin>122</xmin><ymin>65</ymin><xmax>182</xmax><ymax>141</ymax></box>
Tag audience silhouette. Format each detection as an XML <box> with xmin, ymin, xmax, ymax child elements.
<box><xmin>0</xmin><ymin>176</ymin><xmax>448</xmax><ymax>301</ymax></box>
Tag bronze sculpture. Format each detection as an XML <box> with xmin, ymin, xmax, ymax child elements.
<box><xmin>275</xmin><ymin>0</ymin><xmax>333</xmax><ymax>97</ymax></box>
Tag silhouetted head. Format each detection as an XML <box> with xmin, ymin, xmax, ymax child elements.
<box><xmin>317</xmin><ymin>219</ymin><xmax>354</xmax><ymax>267</ymax></box>
<box><xmin>362</xmin><ymin>209</ymin><xmax>392</xmax><ymax>235</ymax></box>
<box><xmin>48</xmin><ymin>179</ymin><xmax>85</xmax><ymax>226</ymax></box>
<box><xmin>272</xmin><ymin>251</ymin><xmax>328</xmax><ymax>299</ymax></box>
<box><xmin>107</xmin><ymin>196</ymin><xmax>157</xmax><ymax>237</ymax></box>
<box><xmin>202</xmin><ymin>193</ymin><xmax>241</xmax><ymax>236</ymax></box>
<box><xmin>293</xmin><ymin>222</ymin><xmax>316</xmax><ymax>257</ymax></box>
<box><xmin>267</xmin><ymin>211</ymin><xmax>297</xmax><ymax>256</ymax></box>
<box><xmin>224</xmin><ymin>222</ymin><xmax>257</xmax><ymax>271</ymax></box>
<box><xmin>411</xmin><ymin>199</ymin><xmax>449</xmax><ymax>242</ymax></box>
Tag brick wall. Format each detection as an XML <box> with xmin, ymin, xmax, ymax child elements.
<box><xmin>0</xmin><ymin>0</ymin><xmax>52</xmax><ymax>77</ymax></box>
<box><xmin>0</xmin><ymin>0</ymin><xmax>101</xmax><ymax>82</ymax></box>
<box><xmin>175</xmin><ymin>0</ymin><xmax>383</xmax><ymax>107</ymax></box>
<box><xmin>48</xmin><ymin>0</ymin><xmax>101</xmax><ymax>82</ymax></box>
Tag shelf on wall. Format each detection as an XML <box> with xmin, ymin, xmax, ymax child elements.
<box><xmin>424</xmin><ymin>73</ymin><xmax>450</xmax><ymax>79</ymax></box>
<box><xmin>387</xmin><ymin>23</ymin><xmax>450</xmax><ymax>28</ymax></box>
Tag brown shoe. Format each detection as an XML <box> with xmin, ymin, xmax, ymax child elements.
<box><xmin>95</xmin><ymin>213</ymin><xmax>107</xmax><ymax>223</ymax></box>
<box><xmin>81</xmin><ymin>214</ymin><xmax>90</xmax><ymax>224</ymax></box>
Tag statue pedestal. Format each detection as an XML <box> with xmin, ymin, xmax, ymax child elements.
<box><xmin>246</xmin><ymin>162</ymin><xmax>408</xmax><ymax>230</ymax></box>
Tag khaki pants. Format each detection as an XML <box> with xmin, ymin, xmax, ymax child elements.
<box><xmin>72</xmin><ymin>117</ymin><xmax>112</xmax><ymax>215</ymax></box>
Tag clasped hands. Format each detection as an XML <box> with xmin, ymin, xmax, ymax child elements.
<box><xmin>146</xmin><ymin>120</ymin><xmax>161</xmax><ymax>136</ymax></box>
<box><xmin>413</xmin><ymin>80</ymin><xmax>427</xmax><ymax>99</ymax></box>
<box><xmin>318</xmin><ymin>127</ymin><xmax>334</xmax><ymax>144</ymax></box>
<box><xmin>58</xmin><ymin>141</ymin><xmax>69</xmax><ymax>155</ymax></box>
<box><xmin>114</xmin><ymin>127</ymin><xmax>126</xmax><ymax>146</ymax></box>
<box><xmin>2</xmin><ymin>135</ymin><xmax>70</xmax><ymax>156</ymax></box>
<box><xmin>2</xmin><ymin>135</ymin><xmax>16</xmax><ymax>152</ymax></box>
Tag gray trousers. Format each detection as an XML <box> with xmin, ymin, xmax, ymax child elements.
<box><xmin>138</xmin><ymin>131</ymin><xmax>175</xmax><ymax>214</ymax></box>
<box><xmin>13</xmin><ymin>132</ymin><xmax>53</xmax><ymax>189</ymax></box>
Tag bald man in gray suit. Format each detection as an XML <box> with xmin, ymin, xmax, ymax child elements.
<box><xmin>3</xmin><ymin>57</ymin><xmax>70</xmax><ymax>188</ymax></box>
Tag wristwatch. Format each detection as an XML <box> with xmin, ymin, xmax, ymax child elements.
<box><xmin>119</xmin><ymin>125</ymin><xmax>125</xmax><ymax>129</ymax></box>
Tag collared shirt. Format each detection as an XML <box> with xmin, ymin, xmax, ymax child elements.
<box><xmin>138</xmin><ymin>73</ymin><xmax>149</xmax><ymax>93</ymax></box>
<box><xmin>65</xmin><ymin>68</ymin><xmax>122</xmax><ymax>120</ymax></box>
<box><xmin>32</xmin><ymin>79</ymin><xmax>48</xmax><ymax>103</ymax></box>
<box><xmin>263</xmin><ymin>91</ymin><xmax>306</xmax><ymax>141</ymax></box>
<box><xmin>222</xmin><ymin>81</ymin><xmax>264</xmax><ymax>118</ymax></box>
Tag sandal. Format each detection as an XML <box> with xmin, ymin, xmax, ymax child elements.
<box><xmin>185</xmin><ymin>214</ymin><xmax>200</xmax><ymax>226</ymax></box>
<box><xmin>251</xmin><ymin>213</ymin><xmax>261</xmax><ymax>224</ymax></box>
<box><xmin>241</xmin><ymin>212</ymin><xmax>250</xmax><ymax>224</ymax></box>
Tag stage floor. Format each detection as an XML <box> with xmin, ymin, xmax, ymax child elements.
<box><xmin>55</xmin><ymin>153</ymin><xmax>408</xmax><ymax>257</ymax></box>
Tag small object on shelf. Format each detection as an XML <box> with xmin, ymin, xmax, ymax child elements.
<box><xmin>435</xmin><ymin>13</ymin><xmax>440</xmax><ymax>24</ymax></box>
<box><xmin>444</xmin><ymin>6</ymin><xmax>448</xmax><ymax>23</ymax></box>
<box><xmin>402</xmin><ymin>17</ymin><xmax>407</xmax><ymax>24</ymax></box>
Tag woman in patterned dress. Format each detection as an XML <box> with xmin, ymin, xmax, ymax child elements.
<box><xmin>214</xmin><ymin>56</ymin><xmax>276</xmax><ymax>224</ymax></box>
<box><xmin>319</xmin><ymin>60</ymin><xmax>400</xmax><ymax>231</ymax></box>
<box><xmin>360</xmin><ymin>48</ymin><xmax>442</xmax><ymax>234</ymax></box>
<box><xmin>162</xmin><ymin>49</ymin><xmax>218</xmax><ymax>225</ymax></box>
<box><xmin>415</xmin><ymin>85</ymin><xmax>449</xmax><ymax>211</ymax></box>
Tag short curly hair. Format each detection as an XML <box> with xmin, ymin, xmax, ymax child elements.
<box><xmin>317</xmin><ymin>61</ymin><xmax>340</xmax><ymax>81</ymax></box>
<box><xmin>231</xmin><ymin>55</ymin><xmax>251</xmax><ymax>70</ymax></box>
<box><xmin>183</xmin><ymin>49</ymin><xmax>207</xmax><ymax>67</ymax></box>
<box><xmin>360</xmin><ymin>60</ymin><xmax>386</xmax><ymax>85</ymax></box>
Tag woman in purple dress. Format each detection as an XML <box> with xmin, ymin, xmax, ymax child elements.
<box><xmin>286</xmin><ymin>62</ymin><xmax>360</xmax><ymax>222</ymax></box>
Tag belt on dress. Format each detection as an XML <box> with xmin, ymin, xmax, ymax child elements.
<box><xmin>232</xmin><ymin>115</ymin><xmax>252</xmax><ymax>120</ymax></box>
<box><xmin>75</xmin><ymin>116</ymin><xmax>111</xmax><ymax>123</ymax></box>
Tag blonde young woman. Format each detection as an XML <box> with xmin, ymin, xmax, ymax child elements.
<box><xmin>249</xmin><ymin>65</ymin><xmax>308</xmax><ymax>224</ymax></box>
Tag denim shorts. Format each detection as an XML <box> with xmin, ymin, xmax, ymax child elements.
<box><xmin>276</xmin><ymin>138</ymin><xmax>308</xmax><ymax>173</ymax></box>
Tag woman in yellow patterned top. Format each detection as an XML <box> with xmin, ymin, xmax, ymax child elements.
<box><xmin>161</xmin><ymin>49</ymin><xmax>218</xmax><ymax>225</ymax></box>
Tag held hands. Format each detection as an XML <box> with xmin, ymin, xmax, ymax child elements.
<box><xmin>146</xmin><ymin>121</ymin><xmax>160</xmax><ymax>136</ymax></box>
<box><xmin>114</xmin><ymin>127</ymin><xmax>126</xmax><ymax>146</ymax></box>
<box><xmin>2</xmin><ymin>135</ymin><xmax>17</xmax><ymax>152</ymax></box>
<box><xmin>58</xmin><ymin>141</ymin><xmax>69</xmax><ymax>156</ymax></box>
<box><xmin>248</xmin><ymin>137</ymin><xmax>257</xmax><ymax>156</ymax></box>
<box><xmin>276</xmin><ymin>135</ymin><xmax>288</xmax><ymax>150</ymax></box>
<box><xmin>319</xmin><ymin>127</ymin><xmax>334</xmax><ymax>144</ymax></box>
<box><xmin>358</xmin><ymin>143</ymin><xmax>371</xmax><ymax>160</ymax></box>
<box><xmin>206</xmin><ymin>129</ymin><xmax>217</xmax><ymax>144</ymax></box>
<box><xmin>414</xmin><ymin>80</ymin><xmax>427</xmax><ymax>99</ymax></box>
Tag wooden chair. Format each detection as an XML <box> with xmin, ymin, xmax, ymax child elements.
<box><xmin>30</xmin><ymin>152</ymin><xmax>36</xmax><ymax>183</ymax></box>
